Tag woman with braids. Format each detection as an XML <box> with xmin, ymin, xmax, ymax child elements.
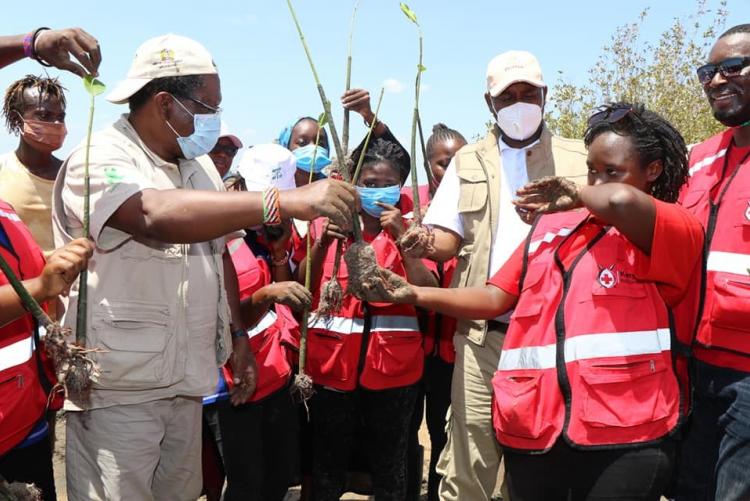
<box><xmin>296</xmin><ymin>137</ymin><xmax>438</xmax><ymax>500</ymax></box>
<box><xmin>359</xmin><ymin>103</ymin><xmax>704</xmax><ymax>500</ymax></box>
<box><xmin>0</xmin><ymin>75</ymin><xmax>68</xmax><ymax>255</ymax></box>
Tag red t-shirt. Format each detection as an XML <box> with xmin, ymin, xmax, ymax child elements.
<box><xmin>488</xmin><ymin>199</ymin><xmax>704</xmax><ymax>308</ymax></box>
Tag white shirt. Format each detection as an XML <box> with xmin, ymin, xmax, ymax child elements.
<box><xmin>424</xmin><ymin>137</ymin><xmax>538</xmax><ymax>277</ymax></box>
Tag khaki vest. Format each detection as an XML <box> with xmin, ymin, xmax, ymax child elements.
<box><xmin>452</xmin><ymin>125</ymin><xmax>587</xmax><ymax>345</ymax></box>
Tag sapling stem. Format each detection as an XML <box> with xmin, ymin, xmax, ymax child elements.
<box><xmin>351</xmin><ymin>87</ymin><xmax>385</xmax><ymax>184</ymax></box>
<box><xmin>342</xmin><ymin>0</ymin><xmax>361</xmax><ymax>155</ymax></box>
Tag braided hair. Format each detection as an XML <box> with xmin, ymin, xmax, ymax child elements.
<box><xmin>426</xmin><ymin>123</ymin><xmax>466</xmax><ymax>158</ymax></box>
<box><xmin>584</xmin><ymin>102</ymin><xmax>688</xmax><ymax>203</ymax></box>
<box><xmin>3</xmin><ymin>74</ymin><xmax>67</xmax><ymax>134</ymax></box>
<box><xmin>362</xmin><ymin>137</ymin><xmax>408</xmax><ymax>183</ymax></box>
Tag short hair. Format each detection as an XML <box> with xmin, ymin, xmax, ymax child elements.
<box><xmin>361</xmin><ymin>137</ymin><xmax>408</xmax><ymax>183</ymax></box>
<box><xmin>720</xmin><ymin>24</ymin><xmax>750</xmax><ymax>39</ymax></box>
<box><xmin>128</xmin><ymin>75</ymin><xmax>205</xmax><ymax>112</ymax></box>
<box><xmin>584</xmin><ymin>102</ymin><xmax>688</xmax><ymax>203</ymax></box>
<box><xmin>3</xmin><ymin>75</ymin><xmax>67</xmax><ymax>134</ymax></box>
<box><xmin>426</xmin><ymin>123</ymin><xmax>467</xmax><ymax>159</ymax></box>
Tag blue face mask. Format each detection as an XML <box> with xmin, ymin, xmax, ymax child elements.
<box><xmin>293</xmin><ymin>144</ymin><xmax>331</xmax><ymax>173</ymax></box>
<box><xmin>166</xmin><ymin>96</ymin><xmax>222</xmax><ymax>160</ymax></box>
<box><xmin>357</xmin><ymin>185</ymin><xmax>401</xmax><ymax>218</ymax></box>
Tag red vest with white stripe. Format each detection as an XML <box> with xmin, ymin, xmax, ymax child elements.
<box><xmin>222</xmin><ymin>238</ymin><xmax>298</xmax><ymax>402</ymax></box>
<box><xmin>0</xmin><ymin>201</ymin><xmax>50</xmax><ymax>456</ymax></box>
<box><xmin>491</xmin><ymin>210</ymin><xmax>682</xmax><ymax>452</ymax></box>
<box><xmin>307</xmin><ymin>226</ymin><xmax>424</xmax><ymax>391</ymax></box>
<box><xmin>678</xmin><ymin>129</ymin><xmax>750</xmax><ymax>372</ymax></box>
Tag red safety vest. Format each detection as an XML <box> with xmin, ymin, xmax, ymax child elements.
<box><xmin>678</xmin><ymin>129</ymin><xmax>750</xmax><ymax>372</ymax></box>
<box><xmin>306</xmin><ymin>221</ymin><xmax>424</xmax><ymax>392</ymax></box>
<box><xmin>0</xmin><ymin>201</ymin><xmax>52</xmax><ymax>456</ymax></box>
<box><xmin>491</xmin><ymin>210</ymin><xmax>683</xmax><ymax>452</ymax></box>
<box><xmin>401</xmin><ymin>185</ymin><xmax>458</xmax><ymax>364</ymax></box>
<box><xmin>222</xmin><ymin>238</ymin><xmax>298</xmax><ymax>402</ymax></box>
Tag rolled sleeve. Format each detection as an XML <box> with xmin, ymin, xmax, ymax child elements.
<box><xmin>423</xmin><ymin>161</ymin><xmax>464</xmax><ymax>237</ymax></box>
<box><xmin>62</xmin><ymin>143</ymin><xmax>157</xmax><ymax>250</ymax></box>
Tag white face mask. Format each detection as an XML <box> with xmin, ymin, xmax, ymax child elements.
<box><xmin>493</xmin><ymin>100</ymin><xmax>543</xmax><ymax>141</ymax></box>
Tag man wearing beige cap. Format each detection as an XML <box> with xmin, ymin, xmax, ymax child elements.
<box><xmin>409</xmin><ymin>50</ymin><xmax>587</xmax><ymax>500</ymax></box>
<box><xmin>53</xmin><ymin>34</ymin><xmax>357</xmax><ymax>501</ymax></box>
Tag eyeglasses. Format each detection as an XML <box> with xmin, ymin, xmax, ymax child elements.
<box><xmin>180</xmin><ymin>95</ymin><xmax>223</xmax><ymax>114</ymax></box>
<box><xmin>696</xmin><ymin>57</ymin><xmax>750</xmax><ymax>85</ymax></box>
<box><xmin>211</xmin><ymin>144</ymin><xmax>239</xmax><ymax>156</ymax></box>
<box><xmin>587</xmin><ymin>104</ymin><xmax>635</xmax><ymax>127</ymax></box>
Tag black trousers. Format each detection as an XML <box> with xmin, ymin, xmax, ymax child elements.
<box><xmin>504</xmin><ymin>438</ymin><xmax>675</xmax><ymax>501</ymax></box>
<box><xmin>407</xmin><ymin>356</ymin><xmax>453</xmax><ymax>501</ymax></box>
<box><xmin>217</xmin><ymin>385</ymin><xmax>299</xmax><ymax>501</ymax></box>
<box><xmin>312</xmin><ymin>384</ymin><xmax>418</xmax><ymax>501</ymax></box>
<box><xmin>0</xmin><ymin>435</ymin><xmax>56</xmax><ymax>501</ymax></box>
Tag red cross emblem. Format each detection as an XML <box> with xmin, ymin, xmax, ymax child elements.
<box><xmin>598</xmin><ymin>266</ymin><xmax>617</xmax><ymax>289</ymax></box>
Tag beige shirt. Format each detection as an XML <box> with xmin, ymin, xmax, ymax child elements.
<box><xmin>52</xmin><ymin>114</ymin><xmax>231</xmax><ymax>410</ymax></box>
<box><xmin>0</xmin><ymin>152</ymin><xmax>56</xmax><ymax>254</ymax></box>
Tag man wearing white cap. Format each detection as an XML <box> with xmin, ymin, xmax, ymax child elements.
<box><xmin>404</xmin><ymin>50</ymin><xmax>587</xmax><ymax>500</ymax></box>
<box><xmin>52</xmin><ymin>34</ymin><xmax>357</xmax><ymax>501</ymax></box>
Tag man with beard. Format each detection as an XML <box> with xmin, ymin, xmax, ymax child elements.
<box><xmin>674</xmin><ymin>23</ymin><xmax>750</xmax><ymax>501</ymax></box>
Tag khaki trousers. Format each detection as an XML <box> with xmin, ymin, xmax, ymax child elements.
<box><xmin>66</xmin><ymin>396</ymin><xmax>202</xmax><ymax>501</ymax></box>
<box><xmin>437</xmin><ymin>327</ymin><xmax>505</xmax><ymax>501</ymax></box>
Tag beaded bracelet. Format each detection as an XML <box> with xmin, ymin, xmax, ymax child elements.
<box><xmin>22</xmin><ymin>33</ymin><xmax>34</xmax><ymax>58</ymax></box>
<box><xmin>271</xmin><ymin>251</ymin><xmax>290</xmax><ymax>267</ymax></box>
<box><xmin>262</xmin><ymin>187</ymin><xmax>281</xmax><ymax>226</ymax></box>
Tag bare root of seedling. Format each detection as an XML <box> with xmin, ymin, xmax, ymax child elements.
<box><xmin>314</xmin><ymin>277</ymin><xmax>344</xmax><ymax>320</ymax></box>
<box><xmin>0</xmin><ymin>478</ymin><xmax>42</xmax><ymax>501</ymax></box>
<box><xmin>44</xmin><ymin>323</ymin><xmax>102</xmax><ymax>403</ymax></box>
<box><xmin>343</xmin><ymin>241</ymin><xmax>410</xmax><ymax>301</ymax></box>
<box><xmin>397</xmin><ymin>222</ymin><xmax>434</xmax><ymax>258</ymax></box>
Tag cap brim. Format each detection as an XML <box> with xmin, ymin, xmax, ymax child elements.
<box><xmin>106</xmin><ymin>78</ymin><xmax>154</xmax><ymax>104</ymax></box>
<box><xmin>223</xmin><ymin>135</ymin><xmax>243</xmax><ymax>148</ymax></box>
<box><xmin>489</xmin><ymin>77</ymin><xmax>546</xmax><ymax>97</ymax></box>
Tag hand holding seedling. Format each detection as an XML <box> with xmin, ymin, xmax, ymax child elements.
<box><xmin>280</xmin><ymin>179</ymin><xmax>359</xmax><ymax>232</ymax></box>
<box><xmin>35</xmin><ymin>28</ymin><xmax>102</xmax><ymax>77</ymax></box>
<box><xmin>33</xmin><ymin>239</ymin><xmax>94</xmax><ymax>300</ymax></box>
<box><xmin>342</xmin><ymin>88</ymin><xmax>375</xmax><ymax>122</ymax></box>
<box><xmin>260</xmin><ymin>281</ymin><xmax>313</xmax><ymax>312</ymax></box>
<box><xmin>378</xmin><ymin>202</ymin><xmax>406</xmax><ymax>240</ymax></box>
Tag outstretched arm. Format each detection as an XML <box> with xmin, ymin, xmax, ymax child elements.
<box><xmin>0</xmin><ymin>28</ymin><xmax>101</xmax><ymax>76</ymax></box>
<box><xmin>409</xmin><ymin>284</ymin><xmax>516</xmax><ymax>320</ymax></box>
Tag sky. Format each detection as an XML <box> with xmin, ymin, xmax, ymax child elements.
<box><xmin>1</xmin><ymin>0</ymin><xmax>748</xmax><ymax>180</ymax></box>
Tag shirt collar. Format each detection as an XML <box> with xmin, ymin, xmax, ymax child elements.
<box><xmin>498</xmin><ymin>136</ymin><xmax>540</xmax><ymax>153</ymax></box>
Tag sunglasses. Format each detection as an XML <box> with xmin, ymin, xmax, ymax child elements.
<box><xmin>696</xmin><ymin>57</ymin><xmax>750</xmax><ymax>85</ymax></box>
<box><xmin>587</xmin><ymin>104</ymin><xmax>635</xmax><ymax>127</ymax></box>
<box><xmin>211</xmin><ymin>144</ymin><xmax>239</xmax><ymax>156</ymax></box>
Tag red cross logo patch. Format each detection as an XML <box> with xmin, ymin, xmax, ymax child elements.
<box><xmin>598</xmin><ymin>266</ymin><xmax>617</xmax><ymax>289</ymax></box>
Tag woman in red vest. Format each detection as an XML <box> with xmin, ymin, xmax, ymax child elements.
<box><xmin>298</xmin><ymin>138</ymin><xmax>438</xmax><ymax>501</ymax></box>
<box><xmin>360</xmin><ymin>103</ymin><xmax>704</xmax><ymax>500</ymax></box>
<box><xmin>0</xmin><ymin>200</ymin><xmax>91</xmax><ymax>499</ymax></box>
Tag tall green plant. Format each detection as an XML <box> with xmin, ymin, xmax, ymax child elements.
<box><xmin>400</xmin><ymin>2</ymin><xmax>426</xmax><ymax>222</ymax></box>
<box><xmin>342</xmin><ymin>0</ymin><xmax>361</xmax><ymax>155</ymax></box>
<box><xmin>76</xmin><ymin>76</ymin><xmax>105</xmax><ymax>346</ymax></box>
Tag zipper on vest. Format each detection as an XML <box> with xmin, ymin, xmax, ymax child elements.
<box><xmin>356</xmin><ymin>303</ymin><xmax>373</xmax><ymax>383</ymax></box>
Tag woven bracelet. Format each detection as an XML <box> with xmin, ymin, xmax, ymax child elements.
<box><xmin>262</xmin><ymin>187</ymin><xmax>281</xmax><ymax>226</ymax></box>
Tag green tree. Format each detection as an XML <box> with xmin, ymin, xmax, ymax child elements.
<box><xmin>545</xmin><ymin>0</ymin><xmax>729</xmax><ymax>145</ymax></box>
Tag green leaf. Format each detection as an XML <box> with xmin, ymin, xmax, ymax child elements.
<box><xmin>83</xmin><ymin>75</ymin><xmax>106</xmax><ymax>96</ymax></box>
<box><xmin>418</xmin><ymin>64</ymin><xmax>427</xmax><ymax>73</ymax></box>
<box><xmin>400</xmin><ymin>2</ymin><xmax>418</xmax><ymax>24</ymax></box>
<box><xmin>318</xmin><ymin>111</ymin><xmax>328</xmax><ymax>126</ymax></box>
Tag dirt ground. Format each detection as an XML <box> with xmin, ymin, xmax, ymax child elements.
<box><xmin>52</xmin><ymin>413</ymin><xmax>432</xmax><ymax>501</ymax></box>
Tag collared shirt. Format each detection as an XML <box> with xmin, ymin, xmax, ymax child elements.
<box><xmin>424</xmin><ymin>137</ymin><xmax>538</xmax><ymax>277</ymax></box>
<box><xmin>53</xmin><ymin>114</ymin><xmax>230</xmax><ymax>410</ymax></box>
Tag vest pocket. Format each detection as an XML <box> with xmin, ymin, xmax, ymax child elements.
<box><xmin>370</xmin><ymin>332</ymin><xmax>423</xmax><ymax>378</ymax></box>
<box><xmin>91</xmin><ymin>300</ymin><xmax>173</xmax><ymax>389</ymax></box>
<box><xmin>705</xmin><ymin>274</ymin><xmax>750</xmax><ymax>353</ymax></box>
<box><xmin>578</xmin><ymin>356</ymin><xmax>671</xmax><ymax>428</ymax></box>
<box><xmin>457</xmin><ymin>170</ymin><xmax>488</xmax><ymax>213</ymax></box>
<box><xmin>492</xmin><ymin>369</ymin><xmax>554</xmax><ymax>439</ymax></box>
<box><xmin>307</xmin><ymin>331</ymin><xmax>353</xmax><ymax>383</ymax></box>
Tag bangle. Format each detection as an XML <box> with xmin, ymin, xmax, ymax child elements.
<box><xmin>363</xmin><ymin>116</ymin><xmax>381</xmax><ymax>128</ymax></box>
<box><xmin>271</xmin><ymin>251</ymin><xmax>290</xmax><ymax>266</ymax></box>
<box><xmin>231</xmin><ymin>328</ymin><xmax>247</xmax><ymax>339</ymax></box>
<box><xmin>262</xmin><ymin>187</ymin><xmax>281</xmax><ymax>226</ymax></box>
<box><xmin>22</xmin><ymin>33</ymin><xmax>34</xmax><ymax>58</ymax></box>
<box><xmin>31</xmin><ymin>27</ymin><xmax>52</xmax><ymax>67</ymax></box>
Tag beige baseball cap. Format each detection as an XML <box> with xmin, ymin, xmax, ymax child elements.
<box><xmin>107</xmin><ymin>33</ymin><xmax>218</xmax><ymax>104</ymax></box>
<box><xmin>486</xmin><ymin>50</ymin><xmax>545</xmax><ymax>97</ymax></box>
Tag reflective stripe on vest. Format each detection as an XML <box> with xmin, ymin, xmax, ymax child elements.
<box><xmin>246</xmin><ymin>310</ymin><xmax>277</xmax><ymax>339</ymax></box>
<box><xmin>499</xmin><ymin>328</ymin><xmax>671</xmax><ymax>371</ymax></box>
<box><xmin>308</xmin><ymin>315</ymin><xmax>420</xmax><ymax>335</ymax></box>
<box><xmin>528</xmin><ymin>227</ymin><xmax>574</xmax><ymax>255</ymax></box>
<box><xmin>0</xmin><ymin>335</ymin><xmax>34</xmax><ymax>372</ymax></box>
<box><xmin>689</xmin><ymin>147</ymin><xmax>727</xmax><ymax>176</ymax></box>
<box><xmin>706</xmin><ymin>250</ymin><xmax>750</xmax><ymax>275</ymax></box>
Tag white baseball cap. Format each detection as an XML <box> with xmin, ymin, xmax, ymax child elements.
<box><xmin>107</xmin><ymin>33</ymin><xmax>218</xmax><ymax>104</ymax></box>
<box><xmin>238</xmin><ymin>144</ymin><xmax>297</xmax><ymax>192</ymax></box>
<box><xmin>486</xmin><ymin>50</ymin><xmax>545</xmax><ymax>98</ymax></box>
